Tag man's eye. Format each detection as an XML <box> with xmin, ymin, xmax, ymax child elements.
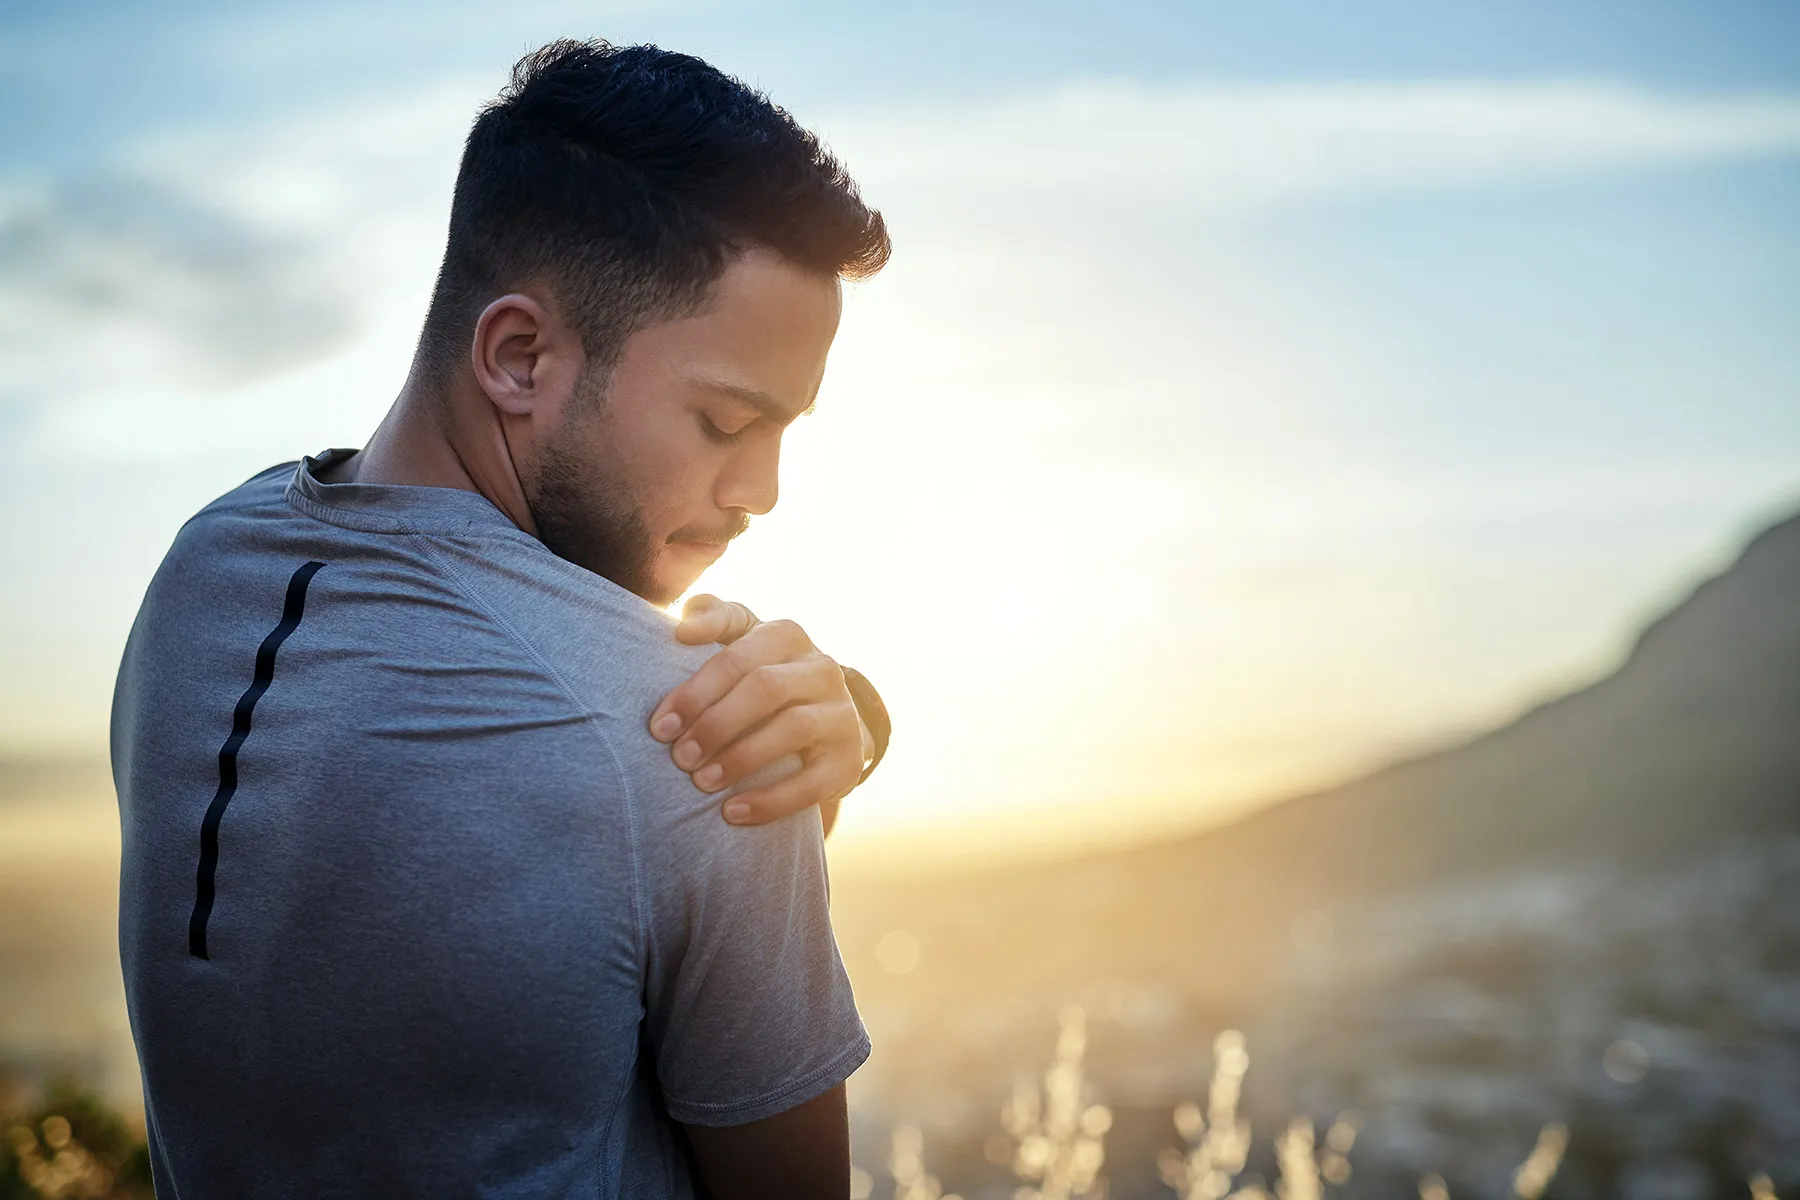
<box><xmin>700</xmin><ymin>416</ymin><xmax>746</xmax><ymax>445</ymax></box>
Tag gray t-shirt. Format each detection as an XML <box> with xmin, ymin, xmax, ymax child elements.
<box><xmin>110</xmin><ymin>450</ymin><xmax>868</xmax><ymax>1199</ymax></box>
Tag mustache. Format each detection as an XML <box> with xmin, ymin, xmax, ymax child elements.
<box><xmin>669</xmin><ymin>514</ymin><xmax>751</xmax><ymax>545</ymax></box>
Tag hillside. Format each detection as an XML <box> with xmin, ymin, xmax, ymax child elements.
<box><xmin>828</xmin><ymin>508</ymin><xmax>1800</xmax><ymax>1194</ymax></box>
<box><xmin>1184</xmin><ymin>507</ymin><xmax>1800</xmax><ymax>886</ymax></box>
<box><xmin>836</xmin><ymin>506</ymin><xmax>1800</xmax><ymax>1032</ymax></box>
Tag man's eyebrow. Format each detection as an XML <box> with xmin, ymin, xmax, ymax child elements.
<box><xmin>699</xmin><ymin>379</ymin><xmax>815</xmax><ymax>424</ymax></box>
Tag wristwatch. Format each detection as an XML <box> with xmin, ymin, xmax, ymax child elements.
<box><xmin>839</xmin><ymin>665</ymin><xmax>891</xmax><ymax>786</ymax></box>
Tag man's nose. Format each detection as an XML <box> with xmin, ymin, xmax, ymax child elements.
<box><xmin>716</xmin><ymin>439</ymin><xmax>780</xmax><ymax>516</ymax></box>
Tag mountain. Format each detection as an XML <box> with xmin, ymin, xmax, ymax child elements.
<box><xmin>836</xmin><ymin>507</ymin><xmax>1800</xmax><ymax>1020</ymax></box>
<box><xmin>1159</xmin><ymin>505</ymin><xmax>1800</xmax><ymax>891</ymax></box>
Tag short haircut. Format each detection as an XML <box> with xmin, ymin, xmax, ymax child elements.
<box><xmin>419</xmin><ymin>39</ymin><xmax>890</xmax><ymax>383</ymax></box>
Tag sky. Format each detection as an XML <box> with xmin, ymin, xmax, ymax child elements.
<box><xmin>3</xmin><ymin>1</ymin><xmax>1798</xmax><ymax>866</ymax></box>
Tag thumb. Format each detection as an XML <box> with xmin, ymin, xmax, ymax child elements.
<box><xmin>678</xmin><ymin>597</ymin><xmax>759</xmax><ymax>646</ymax></box>
<box><xmin>674</xmin><ymin>595</ymin><xmax>727</xmax><ymax>645</ymax></box>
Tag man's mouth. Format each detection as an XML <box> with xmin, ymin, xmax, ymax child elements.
<box><xmin>667</xmin><ymin>515</ymin><xmax>747</xmax><ymax>560</ymax></box>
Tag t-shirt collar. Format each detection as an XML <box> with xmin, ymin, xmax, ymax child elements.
<box><xmin>286</xmin><ymin>448</ymin><xmax>530</xmax><ymax>539</ymax></box>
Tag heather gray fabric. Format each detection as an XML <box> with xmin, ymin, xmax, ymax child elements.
<box><xmin>110</xmin><ymin>450</ymin><xmax>868</xmax><ymax>1199</ymax></box>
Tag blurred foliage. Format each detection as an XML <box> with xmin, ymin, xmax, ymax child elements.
<box><xmin>0</xmin><ymin>1078</ymin><xmax>150</xmax><ymax>1200</ymax></box>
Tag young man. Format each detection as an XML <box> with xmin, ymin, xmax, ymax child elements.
<box><xmin>111</xmin><ymin>40</ymin><xmax>892</xmax><ymax>1199</ymax></box>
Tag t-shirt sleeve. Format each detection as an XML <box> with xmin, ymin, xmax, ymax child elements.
<box><xmin>634</xmin><ymin>752</ymin><xmax>870</xmax><ymax>1127</ymax></box>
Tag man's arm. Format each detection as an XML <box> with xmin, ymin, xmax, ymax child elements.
<box><xmin>634</xmin><ymin>710</ymin><xmax>870</xmax><ymax>1199</ymax></box>
<box><xmin>681</xmin><ymin>1085</ymin><xmax>851</xmax><ymax>1200</ymax></box>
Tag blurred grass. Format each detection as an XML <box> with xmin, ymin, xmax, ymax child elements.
<box><xmin>0</xmin><ymin>1077</ymin><xmax>150</xmax><ymax>1200</ymax></box>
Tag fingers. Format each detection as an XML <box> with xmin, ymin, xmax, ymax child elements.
<box><xmin>721</xmin><ymin>748</ymin><xmax>862</xmax><ymax>825</ymax></box>
<box><xmin>689</xmin><ymin>697</ymin><xmax>858</xmax><ymax>794</ymax></box>
<box><xmin>672</xmin><ymin>658</ymin><xmax>846</xmax><ymax>778</ymax></box>
<box><xmin>673</xmin><ymin>594</ymin><xmax>760</xmax><ymax>646</ymax></box>
<box><xmin>649</xmin><ymin>619</ymin><xmax>816</xmax><ymax>744</ymax></box>
<box><xmin>650</xmin><ymin>643</ymin><xmax>753</xmax><ymax>743</ymax></box>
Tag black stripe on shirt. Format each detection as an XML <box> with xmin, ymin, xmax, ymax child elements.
<box><xmin>189</xmin><ymin>560</ymin><xmax>326</xmax><ymax>960</ymax></box>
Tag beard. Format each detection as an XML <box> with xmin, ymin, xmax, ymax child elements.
<box><xmin>523</xmin><ymin>368</ymin><xmax>751</xmax><ymax>607</ymax></box>
<box><xmin>523</xmin><ymin>378</ymin><xmax>671</xmax><ymax>605</ymax></box>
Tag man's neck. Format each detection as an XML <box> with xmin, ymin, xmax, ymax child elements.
<box><xmin>328</xmin><ymin>370</ymin><xmax>539</xmax><ymax>537</ymax></box>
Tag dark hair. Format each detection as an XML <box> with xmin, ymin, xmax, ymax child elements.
<box><xmin>419</xmin><ymin>39</ymin><xmax>890</xmax><ymax>383</ymax></box>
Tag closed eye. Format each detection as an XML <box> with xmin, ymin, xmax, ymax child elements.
<box><xmin>699</xmin><ymin>415</ymin><xmax>746</xmax><ymax>446</ymax></box>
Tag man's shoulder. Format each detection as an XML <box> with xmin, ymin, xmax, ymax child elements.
<box><xmin>182</xmin><ymin>460</ymin><xmax>301</xmax><ymax>530</ymax></box>
<box><xmin>436</xmin><ymin>537</ymin><xmax>718</xmax><ymax>722</ymax></box>
<box><xmin>134</xmin><ymin>461</ymin><xmax>741</xmax><ymax>801</ymax></box>
<box><xmin>451</xmin><ymin>560</ymin><xmax>797</xmax><ymax>849</ymax></box>
<box><xmin>148</xmin><ymin>458</ymin><xmax>713</xmax><ymax>714</ymax></box>
<box><xmin>149</xmin><ymin>461</ymin><xmax>303</xmax><ymax>575</ymax></box>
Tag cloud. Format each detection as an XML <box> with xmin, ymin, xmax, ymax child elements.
<box><xmin>0</xmin><ymin>173</ymin><xmax>354</xmax><ymax>426</ymax></box>
<box><xmin>802</xmin><ymin>78</ymin><xmax>1800</xmax><ymax>487</ymax></box>
<box><xmin>828</xmin><ymin>80</ymin><xmax>1800</xmax><ymax>211</ymax></box>
<box><xmin>11</xmin><ymin>74</ymin><xmax>1800</xmax><ymax>461</ymax></box>
<box><xmin>0</xmin><ymin>77</ymin><xmax>480</xmax><ymax>457</ymax></box>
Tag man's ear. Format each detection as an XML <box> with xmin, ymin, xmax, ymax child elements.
<box><xmin>469</xmin><ymin>293</ymin><xmax>583</xmax><ymax>419</ymax></box>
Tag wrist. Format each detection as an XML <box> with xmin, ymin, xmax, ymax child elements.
<box><xmin>839</xmin><ymin>666</ymin><xmax>890</xmax><ymax>786</ymax></box>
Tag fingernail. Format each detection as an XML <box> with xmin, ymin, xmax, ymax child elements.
<box><xmin>696</xmin><ymin>764</ymin><xmax>724</xmax><ymax>790</ymax></box>
<box><xmin>674</xmin><ymin>740</ymin><xmax>701</xmax><ymax>769</ymax></box>
<box><xmin>652</xmin><ymin>712</ymin><xmax>681</xmax><ymax>741</ymax></box>
<box><xmin>723</xmin><ymin>800</ymin><xmax>750</xmax><ymax>822</ymax></box>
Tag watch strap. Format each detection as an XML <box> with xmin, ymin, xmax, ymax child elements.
<box><xmin>839</xmin><ymin>665</ymin><xmax>891</xmax><ymax>786</ymax></box>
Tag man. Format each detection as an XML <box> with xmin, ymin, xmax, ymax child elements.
<box><xmin>112</xmin><ymin>40</ymin><xmax>892</xmax><ymax>1198</ymax></box>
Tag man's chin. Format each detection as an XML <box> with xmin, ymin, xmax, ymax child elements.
<box><xmin>643</xmin><ymin>553</ymin><xmax>711</xmax><ymax>609</ymax></box>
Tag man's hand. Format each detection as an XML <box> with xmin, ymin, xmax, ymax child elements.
<box><xmin>650</xmin><ymin>594</ymin><xmax>873</xmax><ymax>828</ymax></box>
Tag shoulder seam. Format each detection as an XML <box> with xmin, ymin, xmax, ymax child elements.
<box><xmin>400</xmin><ymin>533</ymin><xmax>653</xmax><ymax>975</ymax></box>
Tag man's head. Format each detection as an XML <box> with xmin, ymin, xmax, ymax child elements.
<box><xmin>419</xmin><ymin>40</ymin><xmax>888</xmax><ymax>605</ymax></box>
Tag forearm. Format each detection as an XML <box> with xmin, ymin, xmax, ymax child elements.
<box><xmin>682</xmin><ymin>1085</ymin><xmax>851</xmax><ymax>1199</ymax></box>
